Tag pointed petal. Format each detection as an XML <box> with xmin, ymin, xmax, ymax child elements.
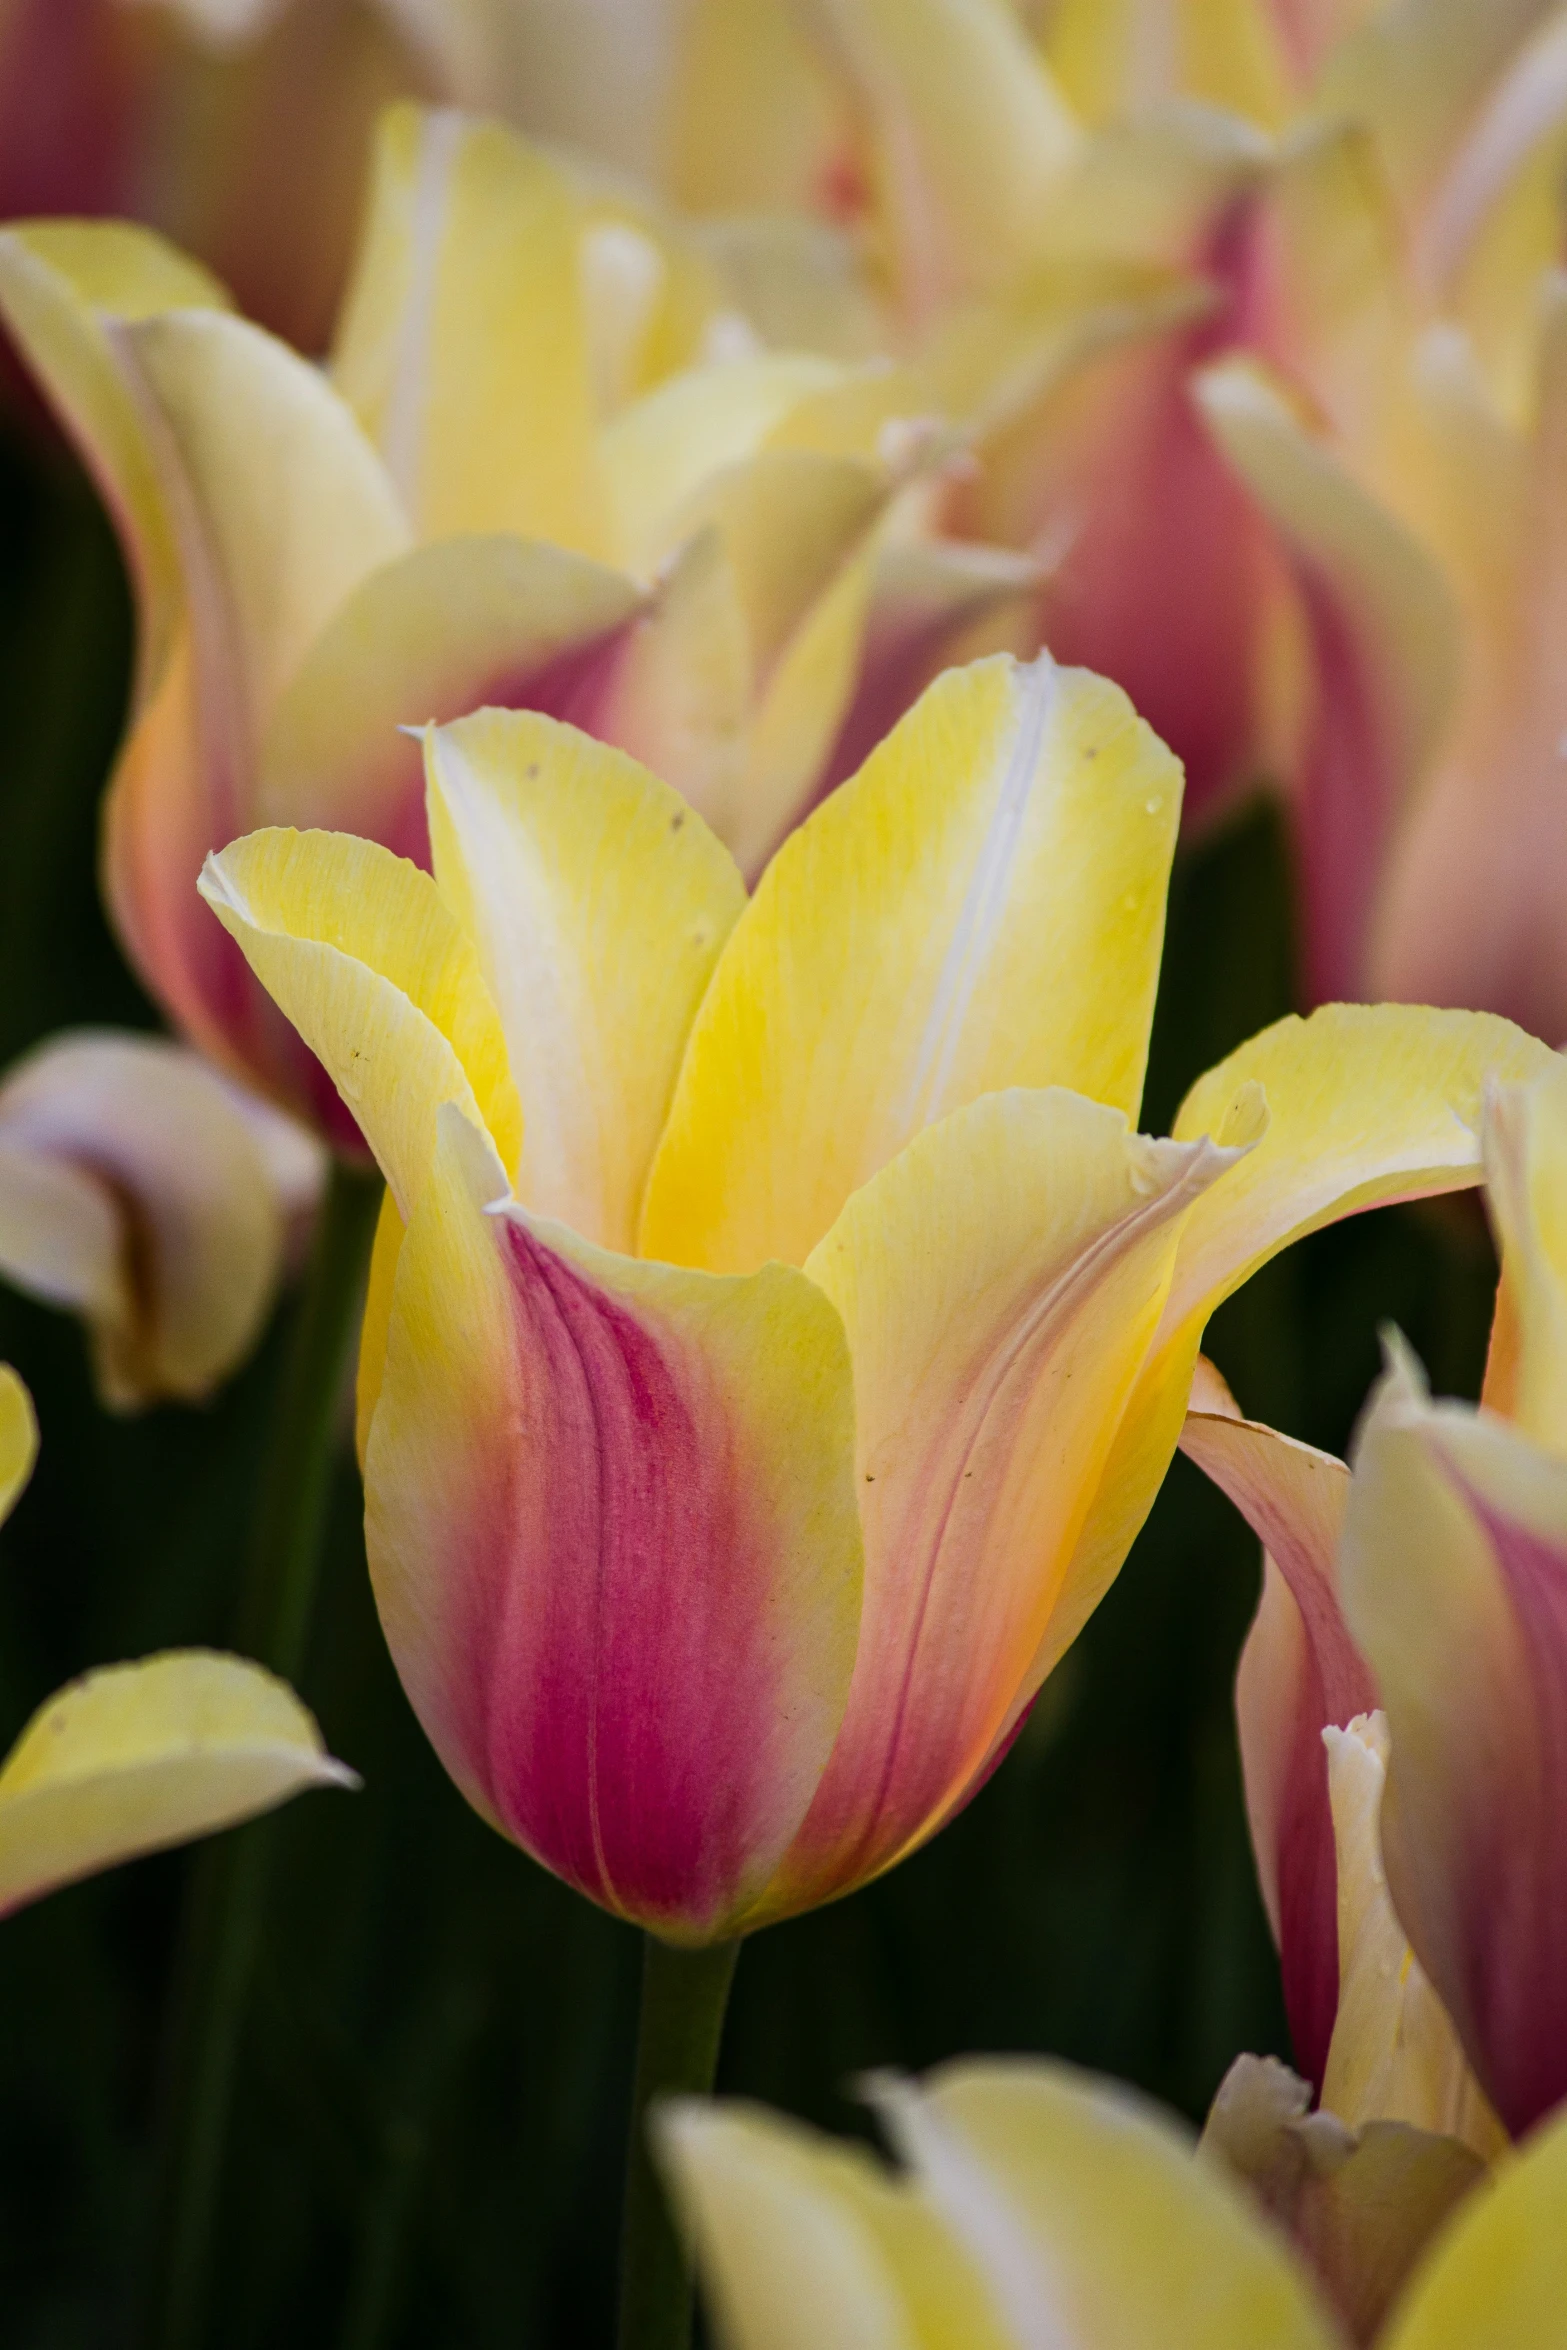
<box><xmin>423</xmin><ymin>709</ymin><xmax>745</xmax><ymax>1250</ymax></box>
<box><xmin>199</xmin><ymin>828</ymin><xmax>522</xmax><ymax>1209</ymax></box>
<box><xmin>256</xmin><ymin>537</ymin><xmax>646</xmax><ymax>864</ymax></box>
<box><xmin>330</xmin><ymin>105</ymin><xmax>610</xmax><ymax>558</ymax></box>
<box><xmin>657</xmin><ymin>2098</ymin><xmax>1012</xmax><ymax>2350</ymax></box>
<box><xmin>1339</xmin><ymin>1342</ymin><xmax>1567</xmax><ymax>2135</ymax></box>
<box><xmin>1381</xmin><ymin>2096</ymin><xmax>1567</xmax><ymax>2350</ymax></box>
<box><xmin>1194</xmin><ymin>358</ymin><xmax>1459</xmax><ymax>1002</ymax></box>
<box><xmin>803</xmin><ymin>0</ymin><xmax>1080</xmax><ymax>317</ymax></box>
<box><xmin>0</xmin><ymin>220</ymin><xmax>231</xmax><ymax>702</ymax></box>
<box><xmin>759</xmin><ymin>1091</ymin><xmax>1233</xmax><ymax>1919</ymax></box>
<box><xmin>1320</xmin><ymin>1713</ymin><xmax>1504</xmax><ymax>2155</ymax></box>
<box><xmin>0</xmin><ymin>1367</ymin><xmax>38</xmax><ymax>1528</ymax></box>
<box><xmin>1007</xmin><ymin>1005</ymin><xmax>1551</xmax><ymax>1765</ymax></box>
<box><xmin>0</xmin><ymin>1031</ymin><xmax>293</xmax><ymax>1409</ymax></box>
<box><xmin>640</xmin><ymin>653</ymin><xmax>1183</xmax><ymax>1274</ymax></box>
<box><xmin>363</xmin><ymin>1107</ymin><xmax>863</xmax><ymax>1941</ymax></box>
<box><xmin>1179</xmin><ymin>1402</ymin><xmax>1363</xmax><ymax>2088</ymax></box>
<box><xmin>0</xmin><ymin>1650</ymin><xmax>356</xmax><ymax>1918</ymax></box>
<box><xmin>873</xmin><ymin>2061</ymin><xmax>1339</xmax><ymax>2349</ymax></box>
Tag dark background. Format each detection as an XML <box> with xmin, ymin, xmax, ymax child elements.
<box><xmin>0</xmin><ymin>424</ymin><xmax>1499</xmax><ymax>2347</ymax></box>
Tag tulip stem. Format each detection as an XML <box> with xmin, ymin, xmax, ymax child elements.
<box><xmin>618</xmin><ymin>1933</ymin><xmax>741</xmax><ymax>2350</ymax></box>
<box><xmin>142</xmin><ymin>1157</ymin><xmax>383</xmax><ymax>2350</ymax></box>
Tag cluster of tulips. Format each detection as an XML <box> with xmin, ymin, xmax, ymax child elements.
<box><xmin>4</xmin><ymin>0</ymin><xmax>1567</xmax><ymax>2343</ymax></box>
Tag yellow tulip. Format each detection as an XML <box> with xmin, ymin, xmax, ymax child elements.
<box><xmin>1183</xmin><ymin>1051</ymin><xmax>1567</xmax><ymax>2140</ymax></box>
<box><xmin>0</xmin><ymin>1364</ymin><xmax>355</xmax><ymax>1914</ymax></box>
<box><xmin>658</xmin><ymin>2049</ymin><xmax>1567</xmax><ymax>2350</ymax></box>
<box><xmin>0</xmin><ymin>104</ymin><xmax>1012</xmax><ymax>1136</ymax></box>
<box><xmin>194</xmin><ymin>651</ymin><xmax>1549</xmax><ymax>1941</ymax></box>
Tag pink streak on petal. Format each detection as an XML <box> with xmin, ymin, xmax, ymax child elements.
<box><xmin>445</xmin><ymin>1220</ymin><xmax>811</xmax><ymax>1934</ymax></box>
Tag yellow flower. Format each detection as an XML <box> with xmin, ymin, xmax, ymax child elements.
<box><xmin>196</xmin><ymin>651</ymin><xmax>1548</xmax><ymax>1940</ymax></box>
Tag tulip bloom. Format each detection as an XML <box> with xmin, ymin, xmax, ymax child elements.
<box><xmin>1183</xmin><ymin>1053</ymin><xmax>1567</xmax><ymax>2138</ymax></box>
<box><xmin>0</xmin><ymin>1364</ymin><xmax>354</xmax><ymax>1914</ymax></box>
<box><xmin>659</xmin><ymin>2050</ymin><xmax>1567</xmax><ymax>2350</ymax></box>
<box><xmin>0</xmin><ymin>1029</ymin><xmax>322</xmax><ymax>1406</ymax></box>
<box><xmin>194</xmin><ymin>651</ymin><xmax>1548</xmax><ymax>1941</ymax></box>
<box><xmin>0</xmin><ymin>104</ymin><xmax>1022</xmax><ymax>1136</ymax></box>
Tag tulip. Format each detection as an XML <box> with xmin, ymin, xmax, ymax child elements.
<box><xmin>0</xmin><ymin>1362</ymin><xmax>355</xmax><ymax>1915</ymax></box>
<box><xmin>658</xmin><ymin>2049</ymin><xmax>1567</xmax><ymax>2350</ymax></box>
<box><xmin>0</xmin><ymin>1028</ymin><xmax>323</xmax><ymax>1406</ymax></box>
<box><xmin>0</xmin><ymin>104</ymin><xmax>1024</xmax><ymax>1136</ymax></box>
<box><xmin>1183</xmin><ymin>1052</ymin><xmax>1567</xmax><ymax>2139</ymax></box>
<box><xmin>191</xmin><ymin>652</ymin><xmax>1552</xmax><ymax>1945</ymax></box>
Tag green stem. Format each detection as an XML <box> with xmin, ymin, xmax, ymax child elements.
<box><xmin>618</xmin><ymin>1934</ymin><xmax>740</xmax><ymax>2350</ymax></box>
<box><xmin>142</xmin><ymin>1157</ymin><xmax>382</xmax><ymax>2350</ymax></box>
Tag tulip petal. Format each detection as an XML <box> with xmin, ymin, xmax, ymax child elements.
<box><xmin>1478</xmin><ymin>1055</ymin><xmax>1567</xmax><ymax>1449</ymax></box>
<box><xmin>422</xmin><ymin>709</ymin><xmax>745</xmax><ymax>1250</ymax></box>
<box><xmin>1013</xmin><ymin>1006</ymin><xmax>1551</xmax><ymax>1760</ymax></box>
<box><xmin>364</xmin><ymin>1107</ymin><xmax>863</xmax><ymax>1941</ymax></box>
<box><xmin>1180</xmin><ymin>1400</ymin><xmax>1364</xmax><ymax>2087</ymax></box>
<box><xmin>330</xmin><ymin>104</ymin><xmax>610</xmax><ymax>558</ymax></box>
<box><xmin>0</xmin><ymin>1650</ymin><xmax>357</xmax><ymax>1918</ymax></box>
<box><xmin>758</xmin><ymin>1091</ymin><xmax>1234</xmax><ymax>1918</ymax></box>
<box><xmin>1339</xmin><ymin>1341</ymin><xmax>1567</xmax><ymax>2135</ymax></box>
<box><xmin>0</xmin><ymin>1032</ymin><xmax>294</xmax><ymax>1409</ymax></box>
<box><xmin>1193</xmin><ymin>358</ymin><xmax>1459</xmax><ymax>1002</ymax></box>
<box><xmin>1320</xmin><ymin>1714</ymin><xmax>1503</xmax><ymax>2155</ymax></box>
<box><xmin>870</xmin><ymin>2061</ymin><xmax>1338</xmax><ymax>2349</ymax></box>
<box><xmin>0</xmin><ymin>1367</ymin><xmax>38</xmax><ymax>1528</ymax></box>
<box><xmin>658</xmin><ymin>2098</ymin><xmax>1015</xmax><ymax>2350</ymax></box>
<box><xmin>199</xmin><ymin>828</ymin><xmax>521</xmax><ymax>1207</ymax></box>
<box><xmin>256</xmin><ymin>536</ymin><xmax>646</xmax><ymax>864</ymax></box>
<box><xmin>803</xmin><ymin>0</ymin><xmax>1080</xmax><ymax>317</ymax></box>
<box><xmin>1381</xmin><ymin>2095</ymin><xmax>1567</xmax><ymax>2350</ymax></box>
<box><xmin>640</xmin><ymin>652</ymin><xmax>1183</xmax><ymax>1274</ymax></box>
<box><xmin>0</xmin><ymin>220</ymin><xmax>231</xmax><ymax>701</ymax></box>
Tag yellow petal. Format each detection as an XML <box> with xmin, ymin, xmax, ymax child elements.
<box><xmin>640</xmin><ymin>653</ymin><xmax>1182</xmax><ymax>1274</ymax></box>
<box><xmin>1044</xmin><ymin>0</ymin><xmax>1292</xmax><ymax>128</ymax></box>
<box><xmin>0</xmin><ymin>1650</ymin><xmax>356</xmax><ymax>1918</ymax></box>
<box><xmin>764</xmin><ymin>1091</ymin><xmax>1234</xmax><ymax>1919</ymax></box>
<box><xmin>1381</xmin><ymin>2095</ymin><xmax>1567</xmax><ymax>2348</ymax></box>
<box><xmin>870</xmin><ymin>2061</ymin><xmax>1339</xmax><ymax>2348</ymax></box>
<box><xmin>121</xmin><ymin>307</ymin><xmax>410</xmax><ymax>745</ymax></box>
<box><xmin>0</xmin><ymin>1031</ymin><xmax>293</xmax><ymax>1409</ymax></box>
<box><xmin>256</xmin><ymin>535</ymin><xmax>645</xmax><ymax>854</ymax></box>
<box><xmin>593</xmin><ymin>527</ymin><xmax>753</xmax><ymax>845</ymax></box>
<box><xmin>1320</xmin><ymin>1712</ymin><xmax>1504</xmax><ymax>2156</ymax></box>
<box><xmin>199</xmin><ymin>828</ymin><xmax>521</xmax><ymax>1216</ymax></box>
<box><xmin>0</xmin><ymin>220</ymin><xmax>231</xmax><ymax>702</ymax></box>
<box><xmin>599</xmin><ymin>353</ymin><xmax>846</xmax><ymax>574</ymax></box>
<box><xmin>804</xmin><ymin>0</ymin><xmax>1080</xmax><ymax>315</ymax></box>
<box><xmin>330</xmin><ymin>104</ymin><xmax>610</xmax><ymax>558</ymax></box>
<box><xmin>1479</xmin><ymin>1054</ymin><xmax>1567</xmax><ymax>1450</ymax></box>
<box><xmin>657</xmin><ymin>2097</ymin><xmax>1012</xmax><ymax>2350</ymax></box>
<box><xmin>0</xmin><ymin>1366</ymin><xmax>38</xmax><ymax>1528</ymax></box>
<box><xmin>423</xmin><ymin>709</ymin><xmax>745</xmax><ymax>1250</ymax></box>
<box><xmin>1193</xmin><ymin>357</ymin><xmax>1459</xmax><ymax>1002</ymax></box>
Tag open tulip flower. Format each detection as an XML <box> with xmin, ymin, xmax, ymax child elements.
<box><xmin>0</xmin><ymin>1364</ymin><xmax>354</xmax><ymax>1916</ymax></box>
<box><xmin>658</xmin><ymin>2048</ymin><xmax>1567</xmax><ymax>2350</ymax></box>
<box><xmin>0</xmin><ymin>1028</ymin><xmax>323</xmax><ymax>1408</ymax></box>
<box><xmin>1182</xmin><ymin>1050</ymin><xmax>1567</xmax><ymax>2142</ymax></box>
<box><xmin>0</xmin><ymin>101</ymin><xmax>1030</xmax><ymax>1140</ymax></box>
<box><xmin>192</xmin><ymin>650</ymin><xmax>1551</xmax><ymax>1943</ymax></box>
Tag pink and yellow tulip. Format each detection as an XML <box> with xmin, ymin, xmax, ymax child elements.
<box><xmin>659</xmin><ymin>2047</ymin><xmax>1567</xmax><ymax>2350</ymax></box>
<box><xmin>1184</xmin><ymin>1051</ymin><xmax>1567</xmax><ymax>2138</ymax></box>
<box><xmin>0</xmin><ymin>1028</ymin><xmax>322</xmax><ymax>1406</ymax></box>
<box><xmin>0</xmin><ymin>1364</ymin><xmax>354</xmax><ymax>1914</ymax></box>
<box><xmin>193</xmin><ymin>651</ymin><xmax>1549</xmax><ymax>1941</ymax></box>
<box><xmin>0</xmin><ymin>104</ymin><xmax>1020</xmax><ymax>1136</ymax></box>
